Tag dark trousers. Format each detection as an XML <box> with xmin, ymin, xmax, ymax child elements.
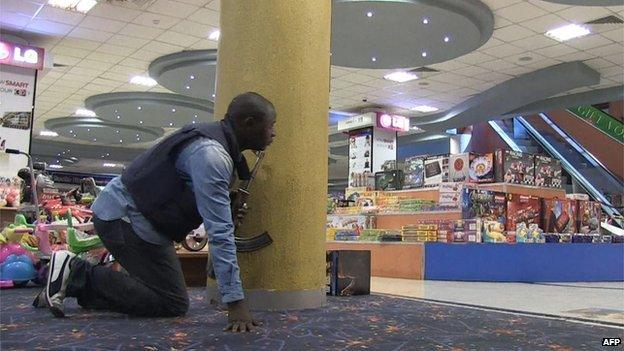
<box><xmin>66</xmin><ymin>216</ymin><xmax>189</xmax><ymax>317</ymax></box>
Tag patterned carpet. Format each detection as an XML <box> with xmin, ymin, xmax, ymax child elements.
<box><xmin>1</xmin><ymin>287</ymin><xmax>622</xmax><ymax>350</ymax></box>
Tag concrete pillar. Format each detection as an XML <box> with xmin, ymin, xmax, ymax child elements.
<box><xmin>209</xmin><ymin>0</ymin><xmax>331</xmax><ymax>310</ymax></box>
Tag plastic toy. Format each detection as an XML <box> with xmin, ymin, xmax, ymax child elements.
<box><xmin>0</xmin><ymin>243</ymin><xmax>39</xmax><ymax>288</ymax></box>
<box><xmin>483</xmin><ymin>221</ymin><xmax>506</xmax><ymax>243</ymax></box>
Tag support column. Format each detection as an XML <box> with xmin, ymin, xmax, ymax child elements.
<box><xmin>209</xmin><ymin>0</ymin><xmax>331</xmax><ymax>310</ymax></box>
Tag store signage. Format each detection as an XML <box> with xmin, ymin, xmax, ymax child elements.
<box><xmin>0</xmin><ymin>41</ymin><xmax>45</xmax><ymax>70</ymax></box>
<box><xmin>376</xmin><ymin>113</ymin><xmax>410</xmax><ymax>132</ymax></box>
<box><xmin>337</xmin><ymin>112</ymin><xmax>375</xmax><ymax>131</ymax></box>
<box><xmin>568</xmin><ymin>106</ymin><xmax>624</xmax><ymax>144</ymax></box>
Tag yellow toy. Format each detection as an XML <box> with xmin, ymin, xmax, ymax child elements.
<box><xmin>483</xmin><ymin>221</ymin><xmax>506</xmax><ymax>243</ymax></box>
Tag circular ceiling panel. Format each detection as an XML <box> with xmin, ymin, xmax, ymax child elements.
<box><xmin>84</xmin><ymin>92</ymin><xmax>214</xmax><ymax>128</ymax></box>
<box><xmin>331</xmin><ymin>0</ymin><xmax>493</xmax><ymax>69</ymax></box>
<box><xmin>541</xmin><ymin>0</ymin><xmax>622</xmax><ymax>4</ymax></box>
<box><xmin>149</xmin><ymin>50</ymin><xmax>217</xmax><ymax>100</ymax></box>
<box><xmin>44</xmin><ymin>116</ymin><xmax>164</xmax><ymax>145</ymax></box>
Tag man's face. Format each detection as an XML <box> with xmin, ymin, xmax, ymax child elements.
<box><xmin>247</xmin><ymin>114</ymin><xmax>276</xmax><ymax>151</ymax></box>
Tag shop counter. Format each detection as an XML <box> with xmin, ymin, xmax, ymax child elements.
<box><xmin>424</xmin><ymin>243</ymin><xmax>624</xmax><ymax>282</ymax></box>
<box><xmin>326</xmin><ymin>241</ymin><xmax>424</xmax><ymax>279</ymax></box>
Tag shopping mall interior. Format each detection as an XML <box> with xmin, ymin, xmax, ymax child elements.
<box><xmin>1</xmin><ymin>0</ymin><xmax>623</xmax><ymax>349</ymax></box>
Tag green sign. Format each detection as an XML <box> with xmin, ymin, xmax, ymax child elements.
<box><xmin>568</xmin><ymin>106</ymin><xmax>624</xmax><ymax>144</ymax></box>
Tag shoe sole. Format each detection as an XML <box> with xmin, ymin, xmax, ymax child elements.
<box><xmin>45</xmin><ymin>252</ymin><xmax>70</xmax><ymax>318</ymax></box>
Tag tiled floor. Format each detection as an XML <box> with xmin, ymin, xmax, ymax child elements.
<box><xmin>371</xmin><ymin>277</ymin><xmax>624</xmax><ymax>325</ymax></box>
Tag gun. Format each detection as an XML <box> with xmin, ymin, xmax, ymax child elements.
<box><xmin>231</xmin><ymin>151</ymin><xmax>273</xmax><ymax>252</ymax></box>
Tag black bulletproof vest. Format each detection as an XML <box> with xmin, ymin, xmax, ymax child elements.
<box><xmin>121</xmin><ymin>119</ymin><xmax>250</xmax><ymax>242</ymax></box>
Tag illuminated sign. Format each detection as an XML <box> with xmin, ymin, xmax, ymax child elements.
<box><xmin>376</xmin><ymin>113</ymin><xmax>410</xmax><ymax>132</ymax></box>
<box><xmin>337</xmin><ymin>112</ymin><xmax>375</xmax><ymax>131</ymax></box>
<box><xmin>0</xmin><ymin>41</ymin><xmax>45</xmax><ymax>70</ymax></box>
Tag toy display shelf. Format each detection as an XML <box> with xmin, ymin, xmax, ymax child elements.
<box><xmin>177</xmin><ymin>250</ymin><xmax>209</xmax><ymax>287</ymax></box>
<box><xmin>375</xmin><ymin>211</ymin><xmax>462</xmax><ymax>230</ymax></box>
<box><xmin>380</xmin><ymin>187</ymin><xmax>440</xmax><ymax>201</ymax></box>
<box><xmin>0</xmin><ymin>207</ymin><xmax>19</xmax><ymax>228</ymax></box>
<box><xmin>477</xmin><ymin>183</ymin><xmax>565</xmax><ymax>199</ymax></box>
<box><xmin>326</xmin><ymin>241</ymin><xmax>424</xmax><ymax>279</ymax></box>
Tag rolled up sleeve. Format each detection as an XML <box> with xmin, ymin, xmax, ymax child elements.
<box><xmin>183</xmin><ymin>143</ymin><xmax>243</xmax><ymax>303</ymax></box>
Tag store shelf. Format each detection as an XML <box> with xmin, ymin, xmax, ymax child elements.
<box><xmin>327</xmin><ymin>241</ymin><xmax>423</xmax><ymax>279</ymax></box>
<box><xmin>376</xmin><ymin>210</ymin><xmax>461</xmax><ymax>216</ymax></box>
<box><xmin>478</xmin><ymin>183</ymin><xmax>565</xmax><ymax>199</ymax></box>
<box><xmin>376</xmin><ymin>211</ymin><xmax>462</xmax><ymax>229</ymax></box>
<box><xmin>0</xmin><ymin>207</ymin><xmax>19</xmax><ymax>210</ymax></box>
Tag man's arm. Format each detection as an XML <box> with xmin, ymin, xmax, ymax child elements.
<box><xmin>183</xmin><ymin>144</ymin><xmax>243</xmax><ymax>303</ymax></box>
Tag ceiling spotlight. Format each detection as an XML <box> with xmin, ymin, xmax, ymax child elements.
<box><xmin>211</xmin><ymin>94</ymin><xmax>216</xmax><ymax>98</ymax></box>
<box><xmin>169</xmin><ymin>122</ymin><xmax>173</xmax><ymax>126</ymax></box>
<box><xmin>106</xmin><ymin>153</ymin><xmax>110</xmax><ymax>156</ymax></box>
<box><xmin>48</xmin><ymin>164</ymin><xmax>63</xmax><ymax>169</ymax></box>
<box><xmin>93</xmin><ymin>138</ymin><xmax>97</xmax><ymax>142</ymax></box>
<box><xmin>103</xmin><ymin>163</ymin><xmax>117</xmax><ymax>168</ymax></box>
<box><xmin>546</xmin><ymin>24</ymin><xmax>590</xmax><ymax>42</ymax></box>
<box><xmin>75</xmin><ymin>108</ymin><xmax>96</xmax><ymax>117</ymax></box>
<box><xmin>185</xmin><ymin>85</ymin><xmax>190</xmax><ymax>90</ymax></box>
<box><xmin>421</xmin><ymin>51</ymin><xmax>427</xmax><ymax>58</ymax></box>
<box><xmin>116</xmin><ymin>130</ymin><xmax>120</xmax><ymax>134</ymax></box>
<box><xmin>208</xmin><ymin>29</ymin><xmax>221</xmax><ymax>41</ymax></box>
<box><xmin>192</xmin><ymin>120</ymin><xmax>196</xmax><ymax>124</ymax></box>
<box><xmin>119</xmin><ymin>140</ymin><xmax>123</xmax><ymax>143</ymax></box>
<box><xmin>190</xmin><ymin>75</ymin><xmax>195</xmax><ymax>80</ymax></box>
<box><xmin>384</xmin><ymin>71</ymin><xmax>418</xmax><ymax>83</ymax></box>
<box><xmin>444</xmin><ymin>36</ymin><xmax>450</xmax><ymax>43</ymax></box>
<box><xmin>136</xmin><ymin>134</ymin><xmax>139</xmax><ymax>137</ymax></box>
<box><xmin>137</xmin><ymin>138</ymin><xmax>141</xmax><ymax>141</ymax></box>
<box><xmin>411</xmin><ymin>105</ymin><xmax>439</xmax><ymax>113</ymax></box>
<box><xmin>137</xmin><ymin>106</ymin><xmax>142</xmax><ymax>110</ymax></box>
<box><xmin>139</xmin><ymin>120</ymin><xmax>143</xmax><ymax>124</ymax></box>
<box><xmin>116</xmin><ymin>115</ymin><xmax>121</xmax><ymax>119</ymax></box>
<box><xmin>130</xmin><ymin>75</ymin><xmax>157</xmax><ymax>87</ymax></box>
<box><xmin>366</xmin><ymin>11</ymin><xmax>373</xmax><ymax>18</ymax></box>
<box><xmin>194</xmin><ymin>114</ymin><xmax>198</xmax><ymax>118</ymax></box>
<box><xmin>48</xmin><ymin>0</ymin><xmax>96</xmax><ymax>13</ymax></box>
<box><xmin>171</xmin><ymin>108</ymin><xmax>176</xmax><ymax>113</ymax></box>
<box><xmin>40</xmin><ymin>130</ymin><xmax>58</xmax><ymax>137</ymax></box>
<box><xmin>86</xmin><ymin>128</ymin><xmax>90</xmax><ymax>132</ymax></box>
<box><xmin>422</xmin><ymin>18</ymin><xmax>430</xmax><ymax>25</ymax></box>
<box><xmin>371</xmin><ymin>57</ymin><xmax>377</xmax><ymax>62</ymax></box>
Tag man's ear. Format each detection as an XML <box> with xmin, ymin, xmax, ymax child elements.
<box><xmin>243</xmin><ymin>116</ymin><xmax>255</xmax><ymax>128</ymax></box>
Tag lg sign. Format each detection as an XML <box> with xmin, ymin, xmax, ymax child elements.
<box><xmin>0</xmin><ymin>41</ymin><xmax>44</xmax><ymax>70</ymax></box>
<box><xmin>377</xmin><ymin>113</ymin><xmax>410</xmax><ymax>132</ymax></box>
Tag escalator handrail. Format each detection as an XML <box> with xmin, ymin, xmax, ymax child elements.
<box><xmin>516</xmin><ymin>115</ymin><xmax>623</xmax><ymax>227</ymax></box>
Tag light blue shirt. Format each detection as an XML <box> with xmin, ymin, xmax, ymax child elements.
<box><xmin>92</xmin><ymin>138</ymin><xmax>243</xmax><ymax>303</ymax></box>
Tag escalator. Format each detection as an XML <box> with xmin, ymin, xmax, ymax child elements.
<box><xmin>490</xmin><ymin>113</ymin><xmax>623</xmax><ymax>227</ymax></box>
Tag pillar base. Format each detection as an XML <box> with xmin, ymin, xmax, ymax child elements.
<box><xmin>207</xmin><ymin>286</ymin><xmax>327</xmax><ymax>311</ymax></box>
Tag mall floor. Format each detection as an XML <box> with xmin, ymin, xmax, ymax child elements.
<box><xmin>1</xmin><ymin>280</ymin><xmax>622</xmax><ymax>350</ymax></box>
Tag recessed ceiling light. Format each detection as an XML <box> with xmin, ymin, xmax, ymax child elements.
<box><xmin>130</xmin><ymin>75</ymin><xmax>157</xmax><ymax>87</ymax></box>
<box><xmin>119</xmin><ymin>139</ymin><xmax>123</xmax><ymax>143</ymax></box>
<box><xmin>546</xmin><ymin>24</ymin><xmax>590</xmax><ymax>42</ymax></box>
<box><xmin>115</xmin><ymin>130</ymin><xmax>120</xmax><ymax>134</ymax></box>
<box><xmin>93</xmin><ymin>138</ymin><xmax>97</xmax><ymax>142</ymax></box>
<box><xmin>103</xmin><ymin>163</ymin><xmax>117</xmax><ymax>168</ymax></box>
<box><xmin>421</xmin><ymin>51</ymin><xmax>427</xmax><ymax>58</ymax></box>
<box><xmin>48</xmin><ymin>0</ymin><xmax>96</xmax><ymax>13</ymax></box>
<box><xmin>171</xmin><ymin>108</ymin><xmax>176</xmax><ymax>113</ymax></box>
<box><xmin>137</xmin><ymin>106</ymin><xmax>142</xmax><ymax>110</ymax></box>
<box><xmin>190</xmin><ymin>75</ymin><xmax>195</xmax><ymax>80</ymax></box>
<box><xmin>194</xmin><ymin>114</ymin><xmax>198</xmax><ymax>118</ymax></box>
<box><xmin>211</xmin><ymin>94</ymin><xmax>216</xmax><ymax>98</ymax></box>
<box><xmin>422</xmin><ymin>18</ymin><xmax>430</xmax><ymax>25</ymax></box>
<box><xmin>192</xmin><ymin>120</ymin><xmax>196</xmax><ymax>124</ymax></box>
<box><xmin>106</xmin><ymin>153</ymin><xmax>110</xmax><ymax>156</ymax></box>
<box><xmin>411</xmin><ymin>105</ymin><xmax>439</xmax><ymax>113</ymax></box>
<box><xmin>366</xmin><ymin>11</ymin><xmax>373</xmax><ymax>18</ymax></box>
<box><xmin>185</xmin><ymin>85</ymin><xmax>190</xmax><ymax>90</ymax></box>
<box><xmin>75</xmin><ymin>108</ymin><xmax>96</xmax><ymax>117</ymax></box>
<box><xmin>40</xmin><ymin>130</ymin><xmax>58</xmax><ymax>137</ymax></box>
<box><xmin>384</xmin><ymin>71</ymin><xmax>418</xmax><ymax>83</ymax></box>
<box><xmin>169</xmin><ymin>122</ymin><xmax>173</xmax><ymax>126</ymax></box>
<box><xmin>371</xmin><ymin>57</ymin><xmax>377</xmax><ymax>62</ymax></box>
<box><xmin>139</xmin><ymin>120</ymin><xmax>143</xmax><ymax>124</ymax></box>
<box><xmin>86</xmin><ymin>128</ymin><xmax>90</xmax><ymax>132</ymax></box>
<box><xmin>443</xmin><ymin>36</ymin><xmax>450</xmax><ymax>43</ymax></box>
<box><xmin>116</xmin><ymin>115</ymin><xmax>121</xmax><ymax>119</ymax></box>
<box><xmin>208</xmin><ymin>29</ymin><xmax>221</xmax><ymax>41</ymax></box>
<box><xmin>48</xmin><ymin>164</ymin><xmax>63</xmax><ymax>169</ymax></box>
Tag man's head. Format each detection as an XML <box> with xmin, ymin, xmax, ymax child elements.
<box><xmin>225</xmin><ymin>92</ymin><xmax>276</xmax><ymax>151</ymax></box>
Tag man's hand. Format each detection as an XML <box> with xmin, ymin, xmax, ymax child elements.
<box><xmin>224</xmin><ymin>299</ymin><xmax>261</xmax><ymax>332</ymax></box>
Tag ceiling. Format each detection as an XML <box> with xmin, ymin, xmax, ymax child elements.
<box><xmin>0</xmin><ymin>0</ymin><xmax>623</xmax><ymax>175</ymax></box>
